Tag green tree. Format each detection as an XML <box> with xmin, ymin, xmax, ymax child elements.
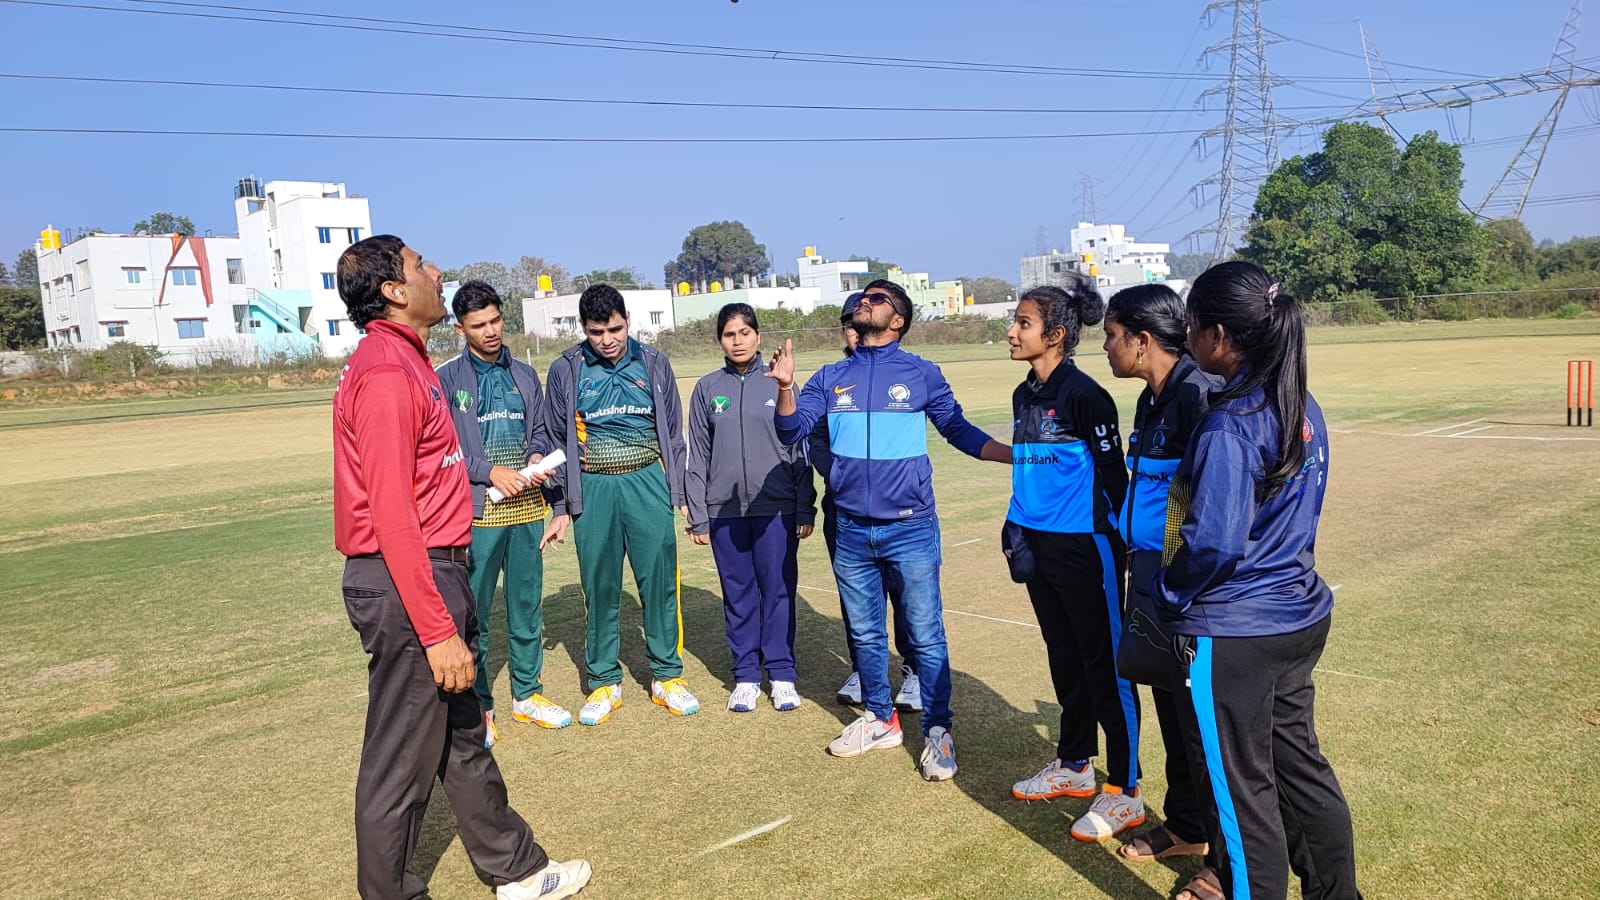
<box><xmin>1536</xmin><ymin>234</ymin><xmax>1600</xmax><ymax>279</ymax></box>
<box><xmin>1239</xmin><ymin>123</ymin><xmax>1484</xmax><ymax>306</ymax></box>
<box><xmin>959</xmin><ymin>276</ymin><xmax>1017</xmax><ymax>305</ymax></box>
<box><xmin>132</xmin><ymin>212</ymin><xmax>196</xmax><ymax>236</ymax></box>
<box><xmin>1165</xmin><ymin>252</ymin><xmax>1212</xmax><ymax>280</ymax></box>
<box><xmin>14</xmin><ymin>249</ymin><xmax>38</xmax><ymax>288</ymax></box>
<box><xmin>0</xmin><ymin>258</ymin><xmax>10</xmax><ymax>286</ymax></box>
<box><xmin>664</xmin><ymin>221</ymin><xmax>769</xmax><ymax>292</ymax></box>
<box><xmin>0</xmin><ymin>286</ymin><xmax>45</xmax><ymax>350</ymax></box>
<box><xmin>1482</xmin><ymin>218</ymin><xmax>1538</xmax><ymax>285</ymax></box>
<box><xmin>848</xmin><ymin>254</ymin><xmax>899</xmax><ymax>277</ymax></box>
<box><xmin>510</xmin><ymin>255</ymin><xmax>573</xmax><ymax>297</ymax></box>
<box><xmin>577</xmin><ymin>267</ymin><xmax>652</xmax><ymax>289</ymax></box>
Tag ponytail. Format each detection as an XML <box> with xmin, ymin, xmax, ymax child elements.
<box><xmin>1188</xmin><ymin>261</ymin><xmax>1308</xmax><ymax>499</ymax></box>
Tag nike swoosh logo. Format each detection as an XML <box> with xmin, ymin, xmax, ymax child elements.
<box><xmin>833</xmin><ymin>384</ymin><xmax>856</xmax><ymax>394</ymax></box>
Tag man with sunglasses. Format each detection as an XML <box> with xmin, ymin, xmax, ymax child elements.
<box><xmin>772</xmin><ymin>279</ymin><xmax>1010</xmax><ymax>781</ymax></box>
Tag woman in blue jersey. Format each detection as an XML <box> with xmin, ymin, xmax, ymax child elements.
<box><xmin>686</xmin><ymin>303</ymin><xmax>817</xmax><ymax>714</ymax></box>
<box><xmin>1157</xmin><ymin>261</ymin><xmax>1360</xmax><ymax>900</ymax></box>
<box><xmin>1103</xmin><ymin>284</ymin><xmax>1224</xmax><ymax>898</ymax></box>
<box><xmin>1003</xmin><ymin>278</ymin><xmax>1143</xmax><ymax>844</ymax></box>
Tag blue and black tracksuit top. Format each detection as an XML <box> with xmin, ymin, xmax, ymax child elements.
<box><xmin>1006</xmin><ymin>360</ymin><xmax>1127</xmax><ymax>535</ymax></box>
<box><xmin>1121</xmin><ymin>355</ymin><xmax>1222</xmax><ymax>552</ymax></box>
<box><xmin>1155</xmin><ymin>373</ymin><xmax>1334</xmax><ymax>638</ymax></box>
<box><xmin>775</xmin><ymin>340</ymin><xmax>991</xmax><ymax>521</ymax></box>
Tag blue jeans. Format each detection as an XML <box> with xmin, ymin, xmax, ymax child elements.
<box><xmin>832</xmin><ymin>511</ymin><xmax>951</xmax><ymax>733</ymax></box>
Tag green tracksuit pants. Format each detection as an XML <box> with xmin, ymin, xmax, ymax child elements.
<box><xmin>468</xmin><ymin>518</ymin><xmax>547</xmax><ymax>710</ymax></box>
<box><xmin>573</xmin><ymin>464</ymin><xmax>683</xmax><ymax>691</ymax></box>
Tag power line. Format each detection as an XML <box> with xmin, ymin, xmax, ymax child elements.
<box><xmin>1281</xmin><ymin>33</ymin><xmax>1487</xmax><ymax>80</ymax></box>
<box><xmin>0</xmin><ymin>0</ymin><xmax>1460</xmax><ymax>84</ymax></box>
<box><xmin>0</xmin><ymin>125</ymin><xmax>1223</xmax><ymax>143</ymax></box>
<box><xmin>0</xmin><ymin>72</ymin><xmax>1357</xmax><ymax>116</ymax></box>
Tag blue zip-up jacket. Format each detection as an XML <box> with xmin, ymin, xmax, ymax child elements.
<box><xmin>1007</xmin><ymin>360</ymin><xmax>1127</xmax><ymax>535</ymax></box>
<box><xmin>686</xmin><ymin>353</ymin><xmax>817</xmax><ymax>533</ymax></box>
<box><xmin>1121</xmin><ymin>355</ymin><xmax>1223</xmax><ymax>551</ymax></box>
<box><xmin>774</xmin><ymin>340</ymin><xmax>991</xmax><ymax>521</ymax></box>
<box><xmin>1155</xmin><ymin>374</ymin><xmax>1334</xmax><ymax>637</ymax></box>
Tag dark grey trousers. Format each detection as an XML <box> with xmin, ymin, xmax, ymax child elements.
<box><xmin>342</xmin><ymin>554</ymin><xmax>547</xmax><ymax>900</ymax></box>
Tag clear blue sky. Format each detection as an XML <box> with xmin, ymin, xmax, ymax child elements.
<box><xmin>2</xmin><ymin>0</ymin><xmax>1594</xmax><ymax>283</ymax></box>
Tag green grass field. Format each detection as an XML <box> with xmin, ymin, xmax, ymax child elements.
<box><xmin>2</xmin><ymin>320</ymin><xmax>1598</xmax><ymax>898</ymax></box>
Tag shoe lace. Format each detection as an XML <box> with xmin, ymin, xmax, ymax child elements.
<box><xmin>586</xmin><ymin>686</ymin><xmax>614</xmax><ymax>705</ymax></box>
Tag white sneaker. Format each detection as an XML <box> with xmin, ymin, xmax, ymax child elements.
<box><xmin>894</xmin><ymin>664</ymin><xmax>922</xmax><ymax>711</ymax></box>
<box><xmin>827</xmin><ymin>710</ymin><xmax>903</xmax><ymax>758</ymax></box>
<box><xmin>650</xmin><ymin>678</ymin><xmax>700</xmax><ymax>716</ymax></box>
<box><xmin>1012</xmin><ymin>758</ymin><xmax>1097</xmax><ymax>800</ymax></box>
<box><xmin>770</xmin><ymin>680</ymin><xmax>801</xmax><ymax>711</ymax></box>
<box><xmin>496</xmin><ymin>858</ymin><xmax>592</xmax><ymax>899</ymax></box>
<box><xmin>577</xmin><ymin>685</ymin><xmax>622</xmax><ymax>727</ymax></box>
<box><xmin>920</xmin><ymin>725</ymin><xmax>957</xmax><ymax>781</ymax></box>
<box><xmin>1070</xmin><ymin>787</ymin><xmax>1147</xmax><ymax>842</ymax></box>
<box><xmin>727</xmin><ymin>682</ymin><xmax>761</xmax><ymax>713</ymax></box>
<box><xmin>511</xmin><ymin>693</ymin><xmax>572</xmax><ymax>729</ymax></box>
<box><xmin>483</xmin><ymin>709</ymin><xmax>499</xmax><ymax>749</ymax></box>
<box><xmin>836</xmin><ymin>671</ymin><xmax>862</xmax><ymax>705</ymax></box>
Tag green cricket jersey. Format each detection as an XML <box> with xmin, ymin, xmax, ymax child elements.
<box><xmin>575</xmin><ymin>338</ymin><xmax>663</xmax><ymax>474</ymax></box>
<box><xmin>471</xmin><ymin>350</ymin><xmax>545</xmax><ymax>526</ymax></box>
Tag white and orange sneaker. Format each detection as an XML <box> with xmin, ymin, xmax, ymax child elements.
<box><xmin>511</xmin><ymin>693</ymin><xmax>572</xmax><ymax>729</ymax></box>
<box><xmin>1070</xmin><ymin>785</ymin><xmax>1146</xmax><ymax>841</ymax></box>
<box><xmin>483</xmin><ymin>709</ymin><xmax>500</xmax><ymax>749</ymax></box>
<box><xmin>578</xmin><ymin>685</ymin><xmax>622</xmax><ymax>727</ymax></box>
<box><xmin>1013</xmin><ymin>758</ymin><xmax>1097</xmax><ymax>800</ymax></box>
<box><xmin>650</xmin><ymin>678</ymin><xmax>700</xmax><ymax>716</ymax></box>
<box><xmin>827</xmin><ymin>710</ymin><xmax>904</xmax><ymax>758</ymax></box>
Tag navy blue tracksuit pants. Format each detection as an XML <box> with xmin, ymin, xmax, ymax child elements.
<box><xmin>710</xmin><ymin>514</ymin><xmax>798</xmax><ymax>682</ymax></box>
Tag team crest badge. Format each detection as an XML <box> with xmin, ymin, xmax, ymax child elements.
<box><xmin>452</xmin><ymin>390</ymin><xmax>473</xmax><ymax>412</ymax></box>
<box><xmin>712</xmin><ymin>395</ymin><xmax>731</xmax><ymax>413</ymax></box>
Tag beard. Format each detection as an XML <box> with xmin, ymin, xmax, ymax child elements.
<box><xmin>851</xmin><ymin>318</ymin><xmax>889</xmax><ymax>340</ymax></box>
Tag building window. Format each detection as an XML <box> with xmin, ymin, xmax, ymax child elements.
<box><xmin>347</xmin><ymin>228</ymin><xmax>361</xmax><ymax>243</ymax></box>
<box><xmin>124</xmin><ymin>267</ymin><xmax>145</xmax><ymax>284</ymax></box>
<box><xmin>65</xmin><ymin>275</ymin><xmax>76</xmax><ymax>296</ymax></box>
<box><xmin>322</xmin><ymin>272</ymin><xmax>337</xmax><ymax>290</ymax></box>
<box><xmin>171</xmin><ymin>268</ymin><xmax>198</xmax><ymax>286</ymax></box>
<box><xmin>650</xmin><ymin>311</ymin><xmax>663</xmax><ymax>326</ymax></box>
<box><xmin>106</xmin><ymin>322</ymin><xmax>127</xmax><ymax>338</ymax></box>
<box><xmin>227</xmin><ymin>258</ymin><xmax>245</xmax><ymax>284</ymax></box>
<box><xmin>327</xmin><ymin>319</ymin><xmax>343</xmax><ymax>336</ymax></box>
<box><xmin>317</xmin><ymin>227</ymin><xmax>332</xmax><ymax>243</ymax></box>
<box><xmin>176</xmin><ymin>319</ymin><xmax>206</xmax><ymax>339</ymax></box>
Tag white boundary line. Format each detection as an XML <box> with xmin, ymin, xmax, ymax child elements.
<box><xmin>1411</xmin><ymin>418</ymin><xmax>1483</xmax><ymax>436</ymax></box>
<box><xmin>1331</xmin><ymin>426</ymin><xmax>1600</xmax><ymax>443</ymax></box>
<box><xmin>1314</xmin><ymin>667</ymin><xmax>1399</xmax><ymax>685</ymax></box>
<box><xmin>699</xmin><ymin>816</ymin><xmax>792</xmax><ymax>855</ymax></box>
<box><xmin>948</xmin><ymin>538</ymin><xmax>985</xmax><ymax>547</ymax></box>
<box><xmin>946</xmin><ymin>608</ymin><xmax>1039</xmax><ymax>629</ymax></box>
<box><xmin>1447</xmin><ymin>424</ymin><xmax>1496</xmax><ymax>437</ymax></box>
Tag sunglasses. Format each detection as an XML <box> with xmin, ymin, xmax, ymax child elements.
<box><xmin>860</xmin><ymin>292</ymin><xmax>896</xmax><ymax>306</ymax></box>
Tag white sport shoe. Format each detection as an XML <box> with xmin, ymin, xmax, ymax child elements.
<box><xmin>511</xmin><ymin>693</ymin><xmax>572</xmax><ymax>729</ymax></box>
<box><xmin>920</xmin><ymin>725</ymin><xmax>957</xmax><ymax>781</ymax></box>
<box><xmin>650</xmin><ymin>678</ymin><xmax>700</xmax><ymax>716</ymax></box>
<box><xmin>836</xmin><ymin>671</ymin><xmax>862</xmax><ymax>705</ymax></box>
<box><xmin>894</xmin><ymin>664</ymin><xmax>922</xmax><ymax>711</ymax></box>
<box><xmin>770</xmin><ymin>680</ymin><xmax>801</xmax><ymax>711</ymax></box>
<box><xmin>496</xmin><ymin>858</ymin><xmax>593</xmax><ymax>899</ymax></box>
<box><xmin>577</xmin><ymin>685</ymin><xmax>622</xmax><ymax>727</ymax></box>
<box><xmin>1070</xmin><ymin>787</ymin><xmax>1147</xmax><ymax>842</ymax></box>
<box><xmin>1012</xmin><ymin>758</ymin><xmax>1097</xmax><ymax>800</ymax></box>
<box><xmin>827</xmin><ymin>710</ymin><xmax>903</xmax><ymax>758</ymax></box>
<box><xmin>727</xmin><ymin>682</ymin><xmax>761</xmax><ymax>713</ymax></box>
<box><xmin>483</xmin><ymin>709</ymin><xmax>499</xmax><ymax>749</ymax></box>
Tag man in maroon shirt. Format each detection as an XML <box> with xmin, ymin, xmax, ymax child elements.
<box><xmin>333</xmin><ymin>235</ymin><xmax>590</xmax><ymax>900</ymax></box>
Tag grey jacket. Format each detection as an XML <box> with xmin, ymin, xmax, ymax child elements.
<box><xmin>436</xmin><ymin>348</ymin><xmax>554</xmax><ymax>518</ymax></box>
<box><xmin>544</xmin><ymin>338</ymin><xmax>687</xmax><ymax>518</ymax></box>
<box><xmin>686</xmin><ymin>354</ymin><xmax>818</xmax><ymax>534</ymax></box>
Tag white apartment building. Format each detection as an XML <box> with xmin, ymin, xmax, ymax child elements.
<box><xmin>34</xmin><ymin>177</ymin><xmax>374</xmax><ymax>362</ymax></box>
<box><xmin>521</xmin><ymin>289</ymin><xmax>676</xmax><ymax>341</ymax></box>
<box><xmin>1021</xmin><ymin>222</ymin><xmax>1173</xmax><ymax>292</ymax></box>
<box><xmin>795</xmin><ymin>247</ymin><xmax>870</xmax><ymax>307</ymax></box>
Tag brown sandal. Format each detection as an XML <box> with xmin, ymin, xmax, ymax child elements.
<box><xmin>1118</xmin><ymin>825</ymin><xmax>1208</xmax><ymax>861</ymax></box>
<box><xmin>1175</xmin><ymin>866</ymin><xmax>1223</xmax><ymax>900</ymax></box>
